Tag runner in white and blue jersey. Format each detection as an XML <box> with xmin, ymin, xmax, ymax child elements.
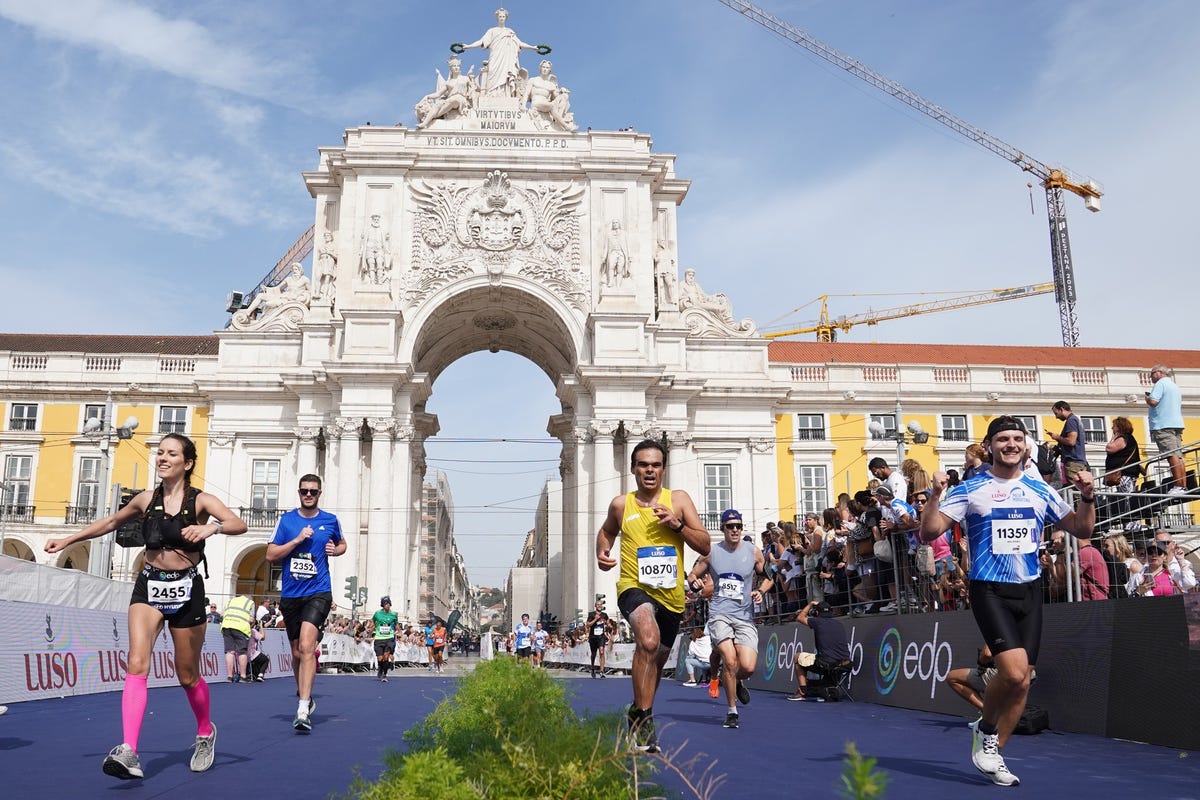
<box><xmin>921</xmin><ymin>415</ymin><xmax>1095</xmax><ymax>788</ymax></box>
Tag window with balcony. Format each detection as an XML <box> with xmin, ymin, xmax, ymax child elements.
<box><xmin>1081</xmin><ymin>416</ymin><xmax>1107</xmax><ymax>445</ymax></box>
<box><xmin>869</xmin><ymin>414</ymin><xmax>896</xmax><ymax>439</ymax></box>
<box><xmin>158</xmin><ymin>406</ymin><xmax>187</xmax><ymax>434</ymax></box>
<box><xmin>799</xmin><ymin>465</ymin><xmax>828</xmax><ymax>515</ymax></box>
<box><xmin>1014</xmin><ymin>415</ymin><xmax>1039</xmax><ymax>439</ymax></box>
<box><xmin>796</xmin><ymin>414</ymin><xmax>826</xmax><ymax>441</ymax></box>
<box><xmin>246</xmin><ymin>459</ymin><xmax>281</xmax><ymax>528</ymax></box>
<box><xmin>941</xmin><ymin>415</ymin><xmax>969</xmax><ymax>442</ymax></box>
<box><xmin>703</xmin><ymin>464</ymin><xmax>732</xmax><ymax>529</ymax></box>
<box><xmin>76</xmin><ymin>456</ymin><xmax>101</xmax><ymax>512</ymax></box>
<box><xmin>3</xmin><ymin>454</ymin><xmax>32</xmax><ymax>507</ymax></box>
<box><xmin>9</xmin><ymin>403</ymin><xmax>37</xmax><ymax>431</ymax></box>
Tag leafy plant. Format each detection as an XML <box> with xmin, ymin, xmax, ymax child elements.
<box><xmin>838</xmin><ymin>741</ymin><xmax>889</xmax><ymax>800</ymax></box>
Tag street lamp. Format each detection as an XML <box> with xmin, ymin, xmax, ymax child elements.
<box><xmin>868</xmin><ymin>400</ymin><xmax>928</xmax><ymax>467</ymax></box>
<box><xmin>81</xmin><ymin>392</ymin><xmax>139</xmax><ymax>579</ymax></box>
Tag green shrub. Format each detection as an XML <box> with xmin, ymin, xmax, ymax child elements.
<box><xmin>347</xmin><ymin>659</ymin><xmax>668</xmax><ymax>800</ymax></box>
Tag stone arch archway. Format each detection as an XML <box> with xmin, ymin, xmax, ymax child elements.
<box><xmin>405</xmin><ymin>277</ymin><xmax>583</xmax><ymax>384</ymax></box>
<box><xmin>2</xmin><ymin>536</ymin><xmax>36</xmax><ymax>561</ymax></box>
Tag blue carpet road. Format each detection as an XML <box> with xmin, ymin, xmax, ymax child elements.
<box><xmin>0</xmin><ymin>666</ymin><xmax>1196</xmax><ymax>799</ymax></box>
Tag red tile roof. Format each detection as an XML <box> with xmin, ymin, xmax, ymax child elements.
<box><xmin>0</xmin><ymin>333</ymin><xmax>219</xmax><ymax>356</ymax></box>
<box><xmin>767</xmin><ymin>341</ymin><xmax>1200</xmax><ymax>369</ymax></box>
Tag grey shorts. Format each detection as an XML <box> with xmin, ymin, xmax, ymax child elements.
<box><xmin>1152</xmin><ymin>428</ymin><xmax>1183</xmax><ymax>454</ymax></box>
<box><xmin>707</xmin><ymin>614</ymin><xmax>758</xmax><ymax>651</ymax></box>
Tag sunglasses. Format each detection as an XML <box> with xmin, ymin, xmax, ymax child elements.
<box><xmin>298</xmin><ymin>488</ymin><xmax>321</xmax><ymax>497</ymax></box>
<box><xmin>724</xmin><ymin>523</ymin><xmax>743</xmax><ymax>530</ymax></box>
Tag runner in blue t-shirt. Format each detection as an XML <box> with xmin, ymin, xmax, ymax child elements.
<box><xmin>513</xmin><ymin>614</ymin><xmax>534</xmax><ymax>662</ymax></box>
<box><xmin>266</xmin><ymin>474</ymin><xmax>345</xmax><ymax>733</ymax></box>
<box><xmin>921</xmin><ymin>416</ymin><xmax>1094</xmax><ymax>788</ymax></box>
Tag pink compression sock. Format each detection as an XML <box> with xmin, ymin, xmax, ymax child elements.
<box><xmin>121</xmin><ymin>674</ymin><xmax>149</xmax><ymax>751</ymax></box>
<box><xmin>183</xmin><ymin>678</ymin><xmax>213</xmax><ymax>737</ymax></box>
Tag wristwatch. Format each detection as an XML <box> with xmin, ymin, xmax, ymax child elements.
<box><xmin>670</xmin><ymin>520</ymin><xmax>685</xmax><ymax>532</ymax></box>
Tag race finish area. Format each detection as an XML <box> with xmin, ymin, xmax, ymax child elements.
<box><xmin>1</xmin><ymin>664</ymin><xmax>1194</xmax><ymax>799</ymax></box>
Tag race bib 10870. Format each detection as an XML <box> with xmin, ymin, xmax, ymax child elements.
<box><xmin>637</xmin><ymin>545</ymin><xmax>678</xmax><ymax>589</ymax></box>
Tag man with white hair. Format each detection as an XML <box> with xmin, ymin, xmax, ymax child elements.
<box><xmin>1145</xmin><ymin>364</ymin><xmax>1187</xmax><ymax>494</ymax></box>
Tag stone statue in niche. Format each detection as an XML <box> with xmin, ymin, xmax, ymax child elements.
<box><xmin>600</xmin><ymin>219</ymin><xmax>630</xmax><ymax>288</ymax></box>
<box><xmin>415</xmin><ymin>57</ymin><xmax>478</xmax><ymax>128</ymax></box>
<box><xmin>231</xmin><ymin>262</ymin><xmax>311</xmax><ymax>330</ymax></box>
<box><xmin>359</xmin><ymin>214</ymin><xmax>392</xmax><ymax>285</ymax></box>
<box><xmin>454</xmin><ymin>7</ymin><xmax>546</xmax><ymax>98</ymax></box>
<box><xmin>654</xmin><ymin>238</ymin><xmax>677</xmax><ymax>308</ymax></box>
<box><xmin>679</xmin><ymin>268</ymin><xmax>733</xmax><ymax>323</ymax></box>
<box><xmin>523</xmin><ymin>59</ymin><xmax>577</xmax><ymax>132</ymax></box>
<box><xmin>314</xmin><ymin>230</ymin><xmax>337</xmax><ymax>304</ymax></box>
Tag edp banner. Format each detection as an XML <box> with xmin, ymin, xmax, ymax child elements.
<box><xmin>0</xmin><ymin>599</ymin><xmax>293</xmax><ymax>705</ymax></box>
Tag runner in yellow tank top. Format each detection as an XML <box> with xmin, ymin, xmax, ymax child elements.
<box><xmin>597</xmin><ymin>439</ymin><xmax>709</xmax><ymax>753</ymax></box>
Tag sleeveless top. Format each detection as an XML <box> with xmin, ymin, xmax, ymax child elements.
<box><xmin>706</xmin><ymin>540</ymin><xmax>756</xmax><ymax>621</ymax></box>
<box><xmin>142</xmin><ymin>484</ymin><xmax>204</xmax><ymax>554</ymax></box>
<box><xmin>616</xmin><ymin>489</ymin><xmax>686</xmax><ymax>613</ymax></box>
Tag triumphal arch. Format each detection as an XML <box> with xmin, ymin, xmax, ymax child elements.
<box><xmin>216</xmin><ymin>9</ymin><xmax>781</xmax><ymax>621</ymax></box>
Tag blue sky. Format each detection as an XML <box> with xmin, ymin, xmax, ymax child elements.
<box><xmin>2</xmin><ymin>0</ymin><xmax>1197</xmax><ymax>587</ymax></box>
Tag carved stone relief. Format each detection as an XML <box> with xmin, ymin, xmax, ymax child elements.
<box><xmin>678</xmin><ymin>268</ymin><xmax>757</xmax><ymax>337</ymax></box>
<box><xmin>407</xmin><ymin>171</ymin><xmax>587</xmax><ymax>311</ymax></box>
<box><xmin>229</xmin><ymin>262</ymin><xmax>313</xmax><ymax>332</ymax></box>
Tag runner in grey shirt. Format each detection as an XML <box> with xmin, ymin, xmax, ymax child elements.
<box><xmin>684</xmin><ymin>508</ymin><xmax>772</xmax><ymax>730</ymax></box>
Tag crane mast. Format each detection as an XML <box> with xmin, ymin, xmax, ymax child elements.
<box><xmin>717</xmin><ymin>0</ymin><xmax>1102</xmax><ymax>346</ymax></box>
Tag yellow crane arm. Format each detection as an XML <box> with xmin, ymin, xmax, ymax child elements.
<box><xmin>763</xmin><ymin>282</ymin><xmax>1055</xmax><ymax>340</ymax></box>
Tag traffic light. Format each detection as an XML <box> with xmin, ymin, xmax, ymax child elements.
<box><xmin>344</xmin><ymin>576</ymin><xmax>358</xmax><ymax>601</ymax></box>
<box><xmin>575</xmin><ymin>608</ymin><xmax>583</xmax><ymax>625</ymax></box>
<box><xmin>357</xmin><ymin>586</ymin><xmax>368</xmax><ymax>606</ymax></box>
<box><xmin>595</xmin><ymin>593</ymin><xmax>606</xmax><ymax>612</ymax></box>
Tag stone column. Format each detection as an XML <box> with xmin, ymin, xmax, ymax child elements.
<box><xmin>748</xmin><ymin>437</ymin><xmax>775</xmax><ymax>531</ymax></box>
<box><xmin>200</xmin><ymin>432</ymin><xmax>236</xmax><ymax>594</ymax></box>
<box><xmin>366</xmin><ymin>417</ymin><xmax>398</xmax><ymax>608</ymax></box>
<box><xmin>294</xmin><ymin>426</ymin><xmax>322</xmax><ymax>479</ymax></box>
<box><xmin>331</xmin><ymin>416</ymin><xmax>362</xmax><ymax>615</ymax></box>
<box><xmin>590</xmin><ymin>420</ymin><xmax>621</xmax><ymax>605</ymax></box>
<box><xmin>390</xmin><ymin>425</ymin><xmax>416</xmax><ymax>622</ymax></box>
<box><xmin>568</xmin><ymin>426</ymin><xmax>593</xmax><ymax>620</ymax></box>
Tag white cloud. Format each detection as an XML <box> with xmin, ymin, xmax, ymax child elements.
<box><xmin>0</xmin><ymin>0</ymin><xmax>291</xmax><ymax>100</ymax></box>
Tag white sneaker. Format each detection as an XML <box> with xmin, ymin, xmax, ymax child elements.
<box><xmin>682</xmin><ymin>679</ymin><xmax>698</xmax><ymax>687</ymax></box>
<box><xmin>1168</xmin><ymin>486</ymin><xmax>1187</xmax><ymax>496</ymax></box>
<box><xmin>877</xmin><ymin>602</ymin><xmax>898</xmax><ymax>613</ymax></box>
<box><xmin>971</xmin><ymin>730</ymin><xmax>1019</xmax><ymax>785</ymax></box>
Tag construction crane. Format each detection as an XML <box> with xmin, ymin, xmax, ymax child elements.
<box><xmin>717</xmin><ymin>0</ymin><xmax>1102</xmax><ymax>347</ymax></box>
<box><xmin>225</xmin><ymin>225</ymin><xmax>315</xmax><ymax>314</ymax></box>
<box><xmin>763</xmin><ymin>282</ymin><xmax>1055</xmax><ymax>341</ymax></box>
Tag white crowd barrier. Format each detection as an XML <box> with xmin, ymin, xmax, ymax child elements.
<box><xmin>318</xmin><ymin>635</ymin><xmax>431</xmax><ymax>669</ymax></box>
<box><xmin>0</xmin><ymin>598</ymin><xmax>295</xmax><ymax>705</ymax></box>
<box><xmin>482</xmin><ymin>637</ymin><xmax>681</xmax><ymax>673</ymax></box>
<box><xmin>0</xmin><ymin>554</ymin><xmax>131</xmax><ymax>612</ymax></box>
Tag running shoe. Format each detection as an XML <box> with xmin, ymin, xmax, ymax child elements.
<box><xmin>723</xmin><ymin>712</ymin><xmax>739</xmax><ymax>729</ymax></box>
<box><xmin>735</xmin><ymin>680</ymin><xmax>751</xmax><ymax>705</ymax></box>
<box><xmin>189</xmin><ymin>722</ymin><xmax>217</xmax><ymax>773</ymax></box>
<box><xmin>293</xmin><ymin>711</ymin><xmax>312</xmax><ymax>733</ymax></box>
<box><xmin>102</xmin><ymin>743</ymin><xmax>143</xmax><ymax>780</ymax></box>
<box><xmin>682</xmin><ymin>679</ymin><xmax>698</xmax><ymax>687</ymax></box>
<box><xmin>627</xmin><ymin>708</ymin><xmax>660</xmax><ymax>753</ymax></box>
<box><xmin>707</xmin><ymin>679</ymin><xmax>720</xmax><ymax>699</ymax></box>
<box><xmin>968</xmin><ymin>715</ymin><xmax>981</xmax><ymax>732</ymax></box>
<box><xmin>307</xmin><ymin>698</ymin><xmax>316</xmax><ymax>716</ymax></box>
<box><xmin>381</xmin><ymin>677</ymin><xmax>388</xmax><ymax>683</ymax></box>
<box><xmin>785</xmin><ymin>691</ymin><xmax>807</xmax><ymax>702</ymax></box>
<box><xmin>972</xmin><ymin>730</ymin><xmax>1019</xmax><ymax>785</ymax></box>
<box><xmin>877</xmin><ymin>602</ymin><xmax>898</xmax><ymax>613</ymax></box>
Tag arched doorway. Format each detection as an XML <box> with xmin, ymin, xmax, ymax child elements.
<box><xmin>1</xmin><ymin>537</ymin><xmax>35</xmax><ymax>561</ymax></box>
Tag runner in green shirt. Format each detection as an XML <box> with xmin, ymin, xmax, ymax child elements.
<box><xmin>372</xmin><ymin>597</ymin><xmax>399</xmax><ymax>683</ymax></box>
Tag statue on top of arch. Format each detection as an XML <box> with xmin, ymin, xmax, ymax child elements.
<box><xmin>413</xmin><ymin>8</ymin><xmax>577</xmax><ymax>133</ymax></box>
